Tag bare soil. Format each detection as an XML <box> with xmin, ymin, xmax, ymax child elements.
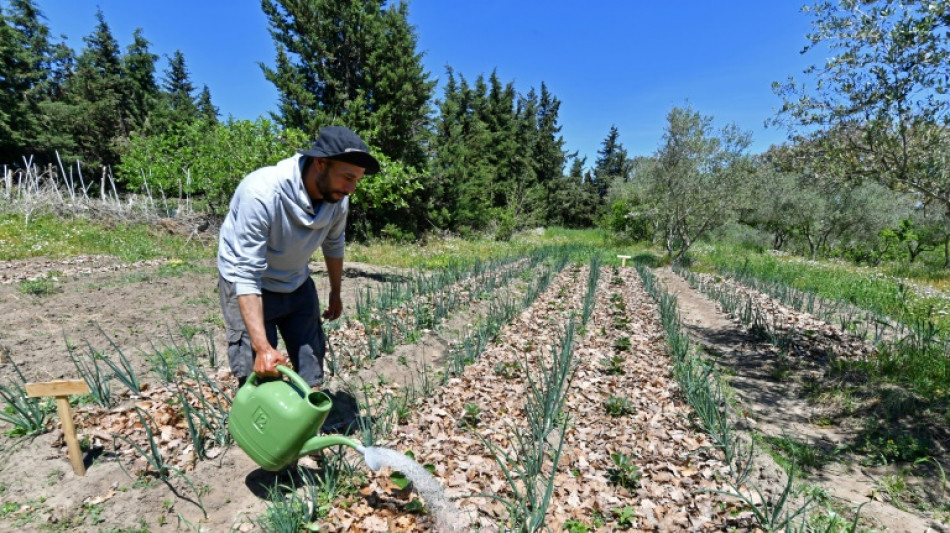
<box><xmin>0</xmin><ymin>256</ymin><xmax>413</xmax><ymax>531</ymax></box>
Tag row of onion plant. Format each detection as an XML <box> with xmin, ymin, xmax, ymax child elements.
<box><xmin>636</xmin><ymin>265</ymin><xmax>862</xmax><ymax>532</ymax></box>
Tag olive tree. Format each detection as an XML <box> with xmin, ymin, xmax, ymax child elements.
<box><xmin>637</xmin><ymin>105</ymin><xmax>754</xmax><ymax>261</ymax></box>
<box><xmin>774</xmin><ymin>0</ymin><xmax>950</xmax><ymax>215</ymax></box>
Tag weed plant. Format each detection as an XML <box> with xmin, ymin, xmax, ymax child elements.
<box><xmin>493</xmin><ymin>361</ymin><xmax>520</xmax><ymax>380</ymax></box>
<box><xmin>458</xmin><ymin>403</ymin><xmax>481</xmax><ymax>429</ymax></box>
<box><xmin>604</xmin><ymin>396</ymin><xmax>635</xmax><ymax>417</ymax></box>
<box><xmin>600</xmin><ymin>355</ymin><xmax>626</xmax><ymax>376</ymax></box>
<box><xmin>759</xmin><ymin>433</ymin><xmax>837</xmax><ymax>477</ymax></box>
<box><xmin>17</xmin><ymin>275</ymin><xmax>57</xmax><ymax>296</ymax></box>
<box><xmin>607</xmin><ymin>452</ymin><xmax>642</xmax><ymax>490</ymax></box>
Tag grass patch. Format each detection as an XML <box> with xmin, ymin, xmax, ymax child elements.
<box><xmin>343</xmin><ymin>228</ymin><xmax>650</xmax><ymax>269</ymax></box>
<box><xmin>694</xmin><ymin>243</ymin><xmax>950</xmax><ymax>332</ymax></box>
<box><xmin>17</xmin><ymin>274</ymin><xmax>59</xmax><ymax>296</ymax></box>
<box><xmin>852</xmin><ymin>420</ymin><xmax>932</xmax><ymax>465</ymax></box>
<box><xmin>759</xmin><ymin>433</ymin><xmax>838</xmax><ymax>476</ymax></box>
<box><xmin>0</xmin><ymin>213</ymin><xmax>213</xmax><ymax>262</ymax></box>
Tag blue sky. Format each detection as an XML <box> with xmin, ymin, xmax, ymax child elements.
<box><xmin>38</xmin><ymin>1</ymin><xmax>816</xmax><ymax>165</ymax></box>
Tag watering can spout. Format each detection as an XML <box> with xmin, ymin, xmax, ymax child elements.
<box><xmin>299</xmin><ymin>435</ymin><xmax>363</xmax><ymax>456</ymax></box>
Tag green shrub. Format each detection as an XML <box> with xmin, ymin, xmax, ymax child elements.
<box><xmin>118</xmin><ymin>118</ymin><xmax>309</xmax><ymax>214</ymax></box>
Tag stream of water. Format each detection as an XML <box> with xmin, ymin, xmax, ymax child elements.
<box><xmin>358</xmin><ymin>445</ymin><xmax>468</xmax><ymax>532</ymax></box>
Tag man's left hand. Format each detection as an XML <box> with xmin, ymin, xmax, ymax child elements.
<box><xmin>323</xmin><ymin>290</ymin><xmax>342</xmax><ymax>320</ymax></box>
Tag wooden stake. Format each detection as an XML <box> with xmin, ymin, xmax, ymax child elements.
<box><xmin>617</xmin><ymin>255</ymin><xmax>631</xmax><ymax>267</ymax></box>
<box><xmin>26</xmin><ymin>380</ymin><xmax>90</xmax><ymax>476</ymax></box>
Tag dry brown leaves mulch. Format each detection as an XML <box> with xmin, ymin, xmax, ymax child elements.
<box><xmin>45</xmin><ymin>264</ymin><xmax>762</xmax><ymax>531</ymax></box>
<box><xmin>323</xmin><ymin>266</ymin><xmax>748</xmax><ymax>531</ymax></box>
<box><xmin>63</xmin><ymin>368</ymin><xmax>235</xmax><ymax>477</ymax></box>
<box><xmin>689</xmin><ymin>271</ymin><xmax>877</xmax><ymax>363</ymax></box>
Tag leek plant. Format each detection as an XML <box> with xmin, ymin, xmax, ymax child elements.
<box><xmin>482</xmin><ymin>321</ymin><xmax>578</xmax><ymax>532</ymax></box>
<box><xmin>0</xmin><ymin>358</ymin><xmax>50</xmax><ymax>436</ymax></box>
<box><xmin>582</xmin><ymin>256</ymin><xmax>601</xmax><ymax>325</ymax></box>
<box><xmin>67</xmin><ymin>339</ymin><xmax>113</xmax><ymax>407</ymax></box>
<box><xmin>114</xmin><ymin>407</ymin><xmax>207</xmax><ymax>517</ymax></box>
<box><xmin>637</xmin><ymin>265</ymin><xmax>820</xmax><ymax>529</ymax></box>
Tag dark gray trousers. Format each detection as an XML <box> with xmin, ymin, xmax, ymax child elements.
<box><xmin>218</xmin><ymin>275</ymin><xmax>325</xmax><ymax>387</ymax></box>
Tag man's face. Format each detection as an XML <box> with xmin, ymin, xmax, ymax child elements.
<box><xmin>313</xmin><ymin>159</ymin><xmax>365</xmax><ymax>204</ymax></box>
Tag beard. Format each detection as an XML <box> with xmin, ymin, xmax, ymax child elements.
<box><xmin>314</xmin><ymin>166</ymin><xmax>344</xmax><ymax>204</ymax></box>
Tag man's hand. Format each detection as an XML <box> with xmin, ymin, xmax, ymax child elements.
<box><xmin>253</xmin><ymin>344</ymin><xmax>291</xmax><ymax>377</ymax></box>
<box><xmin>237</xmin><ymin>293</ymin><xmax>290</xmax><ymax>378</ymax></box>
<box><xmin>323</xmin><ymin>290</ymin><xmax>342</xmax><ymax>320</ymax></box>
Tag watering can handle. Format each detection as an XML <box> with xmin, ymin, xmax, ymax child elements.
<box><xmin>244</xmin><ymin>365</ymin><xmax>313</xmax><ymax>396</ymax></box>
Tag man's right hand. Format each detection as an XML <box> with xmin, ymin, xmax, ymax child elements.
<box><xmin>253</xmin><ymin>345</ymin><xmax>291</xmax><ymax>377</ymax></box>
<box><xmin>238</xmin><ymin>293</ymin><xmax>291</xmax><ymax>378</ymax></box>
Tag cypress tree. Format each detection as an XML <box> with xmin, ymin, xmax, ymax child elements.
<box><xmin>511</xmin><ymin>88</ymin><xmax>539</xmax><ymax>220</ymax></box>
<box><xmin>0</xmin><ymin>0</ymin><xmax>69</xmax><ymax>162</ymax></box>
<box><xmin>485</xmin><ymin>70</ymin><xmax>522</xmax><ymax>208</ymax></box>
<box><xmin>362</xmin><ymin>1</ymin><xmax>434</xmax><ymax>168</ymax></box>
<box><xmin>122</xmin><ymin>28</ymin><xmax>158</xmax><ymax>134</ymax></box>
<box><xmin>260</xmin><ymin>0</ymin><xmax>433</xmax><ymax>167</ymax></box>
<box><xmin>429</xmin><ymin>69</ymin><xmax>494</xmax><ymax>230</ymax></box>
<box><xmin>592</xmin><ymin>125</ymin><xmax>630</xmax><ymax>199</ymax></box>
<box><xmin>427</xmin><ymin>69</ymin><xmax>464</xmax><ymax>228</ymax></box>
<box><xmin>65</xmin><ymin>9</ymin><xmax>127</xmax><ymax>166</ymax></box>
<box><xmin>528</xmin><ymin>83</ymin><xmax>567</xmax><ymax>225</ymax></box>
<box><xmin>552</xmin><ymin>155</ymin><xmax>599</xmax><ymax>227</ymax></box>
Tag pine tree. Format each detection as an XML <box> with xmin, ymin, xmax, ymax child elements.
<box><xmin>261</xmin><ymin>0</ymin><xmax>433</xmax><ymax>167</ymax></box>
<box><xmin>162</xmin><ymin>50</ymin><xmax>198</xmax><ymax>122</ymax></box>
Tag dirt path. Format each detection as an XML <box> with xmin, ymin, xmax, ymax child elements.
<box><xmin>654</xmin><ymin>267</ymin><xmax>948</xmax><ymax>533</ymax></box>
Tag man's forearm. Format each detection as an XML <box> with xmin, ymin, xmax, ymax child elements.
<box><xmin>237</xmin><ymin>294</ymin><xmax>271</xmax><ymax>353</ymax></box>
<box><xmin>325</xmin><ymin>256</ymin><xmax>343</xmax><ymax>294</ymax></box>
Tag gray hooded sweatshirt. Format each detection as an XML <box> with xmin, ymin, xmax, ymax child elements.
<box><xmin>217</xmin><ymin>154</ymin><xmax>347</xmax><ymax>296</ymax></box>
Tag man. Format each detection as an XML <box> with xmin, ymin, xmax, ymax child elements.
<box><xmin>217</xmin><ymin>126</ymin><xmax>379</xmax><ymax>390</ymax></box>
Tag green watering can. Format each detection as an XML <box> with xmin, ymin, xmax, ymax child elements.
<box><xmin>228</xmin><ymin>365</ymin><xmax>362</xmax><ymax>471</ymax></box>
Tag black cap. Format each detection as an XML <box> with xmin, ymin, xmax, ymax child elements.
<box><xmin>298</xmin><ymin>126</ymin><xmax>380</xmax><ymax>175</ymax></box>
